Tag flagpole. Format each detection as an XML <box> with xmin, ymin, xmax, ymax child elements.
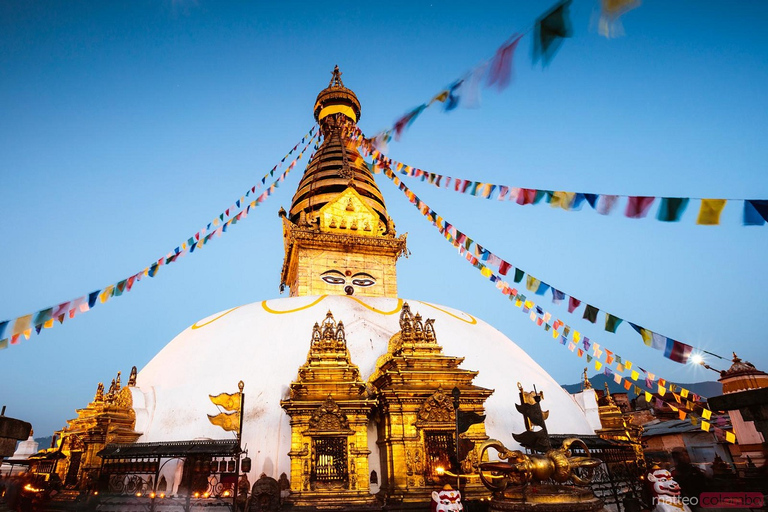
<box><xmin>233</xmin><ymin>380</ymin><xmax>244</xmax><ymax>511</ymax></box>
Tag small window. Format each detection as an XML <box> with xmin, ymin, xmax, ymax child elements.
<box><xmin>313</xmin><ymin>437</ymin><xmax>347</xmax><ymax>483</ymax></box>
<box><xmin>424</xmin><ymin>431</ymin><xmax>455</xmax><ymax>476</ymax></box>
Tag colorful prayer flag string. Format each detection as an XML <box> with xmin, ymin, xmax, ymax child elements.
<box><xmin>346</xmin><ymin>125</ymin><xmax>768</xmax><ymax>228</ymax></box>
<box><xmin>375</xmin><ymin>172</ymin><xmax>731</xmax><ymax>439</ymax></box>
<box><xmin>370</xmin><ymin>147</ymin><xmax>722</xmax><ymax>364</ymax></box>
<box><xmin>0</xmin><ymin>131</ymin><xmax>320</xmax><ymax>350</ymax></box>
<box><xmin>370</xmin><ymin>1</ymin><xmax>573</xmax><ymax>147</ymax></box>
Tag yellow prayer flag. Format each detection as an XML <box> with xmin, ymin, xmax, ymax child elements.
<box><xmin>669</xmin><ymin>404</ymin><xmax>678</xmax><ymax>412</ymax></box>
<box><xmin>515</xmin><ymin>299</ymin><xmax>522</xmax><ymax>307</ymax></box>
<box><xmin>524</xmin><ymin>300</ymin><xmax>533</xmax><ymax>309</ymax></box>
<box><xmin>433</xmin><ymin>91</ymin><xmax>449</xmax><ymax>103</ymax></box>
<box><xmin>696</xmin><ymin>199</ymin><xmax>727</xmax><ymax>225</ymax></box>
<box><xmin>725</xmin><ymin>431</ymin><xmax>736</xmax><ymax>443</ymax></box>
<box><xmin>639</xmin><ymin>328</ymin><xmax>652</xmax><ymax>347</ymax></box>
<box><xmin>573</xmin><ymin>331</ymin><xmax>581</xmax><ymax>343</ymax></box>
<box><xmin>208</xmin><ymin>411</ymin><xmax>239</xmax><ymax>432</ymax></box>
<box><xmin>658</xmin><ymin>384</ymin><xmax>666</xmax><ymax>396</ymax></box>
<box><xmin>526</xmin><ymin>275</ymin><xmax>540</xmax><ymax>293</ymax></box>
<box><xmin>480</xmin><ymin>266</ymin><xmax>493</xmax><ymax>278</ymax></box>
<box><xmin>631</xmin><ymin>370</ymin><xmax>639</xmax><ymax>381</ymax></box>
<box><xmin>701</xmin><ymin>420</ymin><xmax>711</xmax><ymax>432</ymax></box>
<box><xmin>625</xmin><ymin>360</ymin><xmax>632</xmax><ymax>370</ymax></box>
<box><xmin>23</xmin><ymin>329</ymin><xmax>31</xmax><ymax>340</ymax></box>
<box><xmin>12</xmin><ymin>315</ymin><xmax>33</xmax><ymax>336</ymax></box>
<box><xmin>100</xmin><ymin>285</ymin><xmax>115</xmax><ymax>304</ymax></box>
<box><xmin>210</xmin><ymin>392</ymin><xmax>241</xmax><ymax>412</ymax></box>
<box><xmin>701</xmin><ymin>408</ymin><xmax>711</xmax><ymax>420</ymax></box>
<box><xmin>645</xmin><ymin>391</ymin><xmax>652</xmax><ymax>402</ymax></box>
<box><xmin>595</xmin><ymin>361</ymin><xmax>602</xmax><ymax>371</ymax></box>
<box><xmin>553</xmin><ymin>330</ymin><xmax>559</xmax><ymax>339</ymax></box>
<box><xmin>43</xmin><ymin>319</ymin><xmax>54</xmax><ymax>329</ymax></box>
<box><xmin>681</xmin><ymin>388</ymin><xmax>689</xmax><ymax>398</ymax></box>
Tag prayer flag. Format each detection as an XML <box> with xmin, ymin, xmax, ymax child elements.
<box><xmin>514</xmin><ymin>268</ymin><xmax>525</xmax><ymax>283</ymax></box>
<box><xmin>702</xmin><ymin>408</ymin><xmax>711</xmax><ymax>420</ymax></box>
<box><xmin>551</xmin><ymin>288</ymin><xmax>565</xmax><ymax>304</ymax></box>
<box><xmin>595</xmin><ymin>361</ymin><xmax>602</xmax><ymax>371</ymax></box>
<box><xmin>623</xmin><ymin>379</ymin><xmax>632</xmax><ymax>390</ymax></box>
<box><xmin>583</xmin><ymin>304</ymin><xmax>599</xmax><ymax>323</ymax></box>
<box><xmin>701</xmin><ymin>421</ymin><xmax>710</xmax><ymax>432</ymax></box>
<box><xmin>33</xmin><ymin>308</ymin><xmax>53</xmax><ymax>328</ymax></box>
<box><xmin>645</xmin><ymin>391</ymin><xmax>652</xmax><ymax>402</ymax></box>
<box><xmin>658</xmin><ymin>384</ymin><xmax>666</xmax><ymax>396</ymax></box>
<box><xmin>614</xmin><ymin>373</ymin><xmax>622</xmax><ymax>384</ymax></box>
<box><xmin>664</xmin><ymin>339</ymin><xmax>692</xmax><ymax>364</ymax></box>
<box><xmin>499</xmin><ymin>260</ymin><xmax>512</xmax><ymax>276</ymax></box>
<box><xmin>744</xmin><ymin>199</ymin><xmax>768</xmax><ymax>226</ymax></box>
<box><xmin>658</xmin><ymin>197</ymin><xmax>689</xmax><ymax>222</ymax></box>
<box><xmin>725</xmin><ymin>431</ymin><xmax>736</xmax><ymax>443</ymax></box>
<box><xmin>100</xmin><ymin>285</ymin><xmax>115</xmax><ymax>304</ymax></box>
<box><xmin>605</xmin><ymin>313</ymin><xmax>623</xmax><ymax>333</ymax></box>
<box><xmin>598</xmin><ymin>0</ymin><xmax>641</xmax><ymax>38</ymax></box>
<box><xmin>626</xmin><ymin>196</ymin><xmax>655</xmax><ymax>218</ymax></box>
<box><xmin>625</xmin><ymin>360</ymin><xmax>632</xmax><ymax>370</ymax></box>
<box><xmin>697</xmin><ymin>199</ymin><xmax>727</xmax><ymax>225</ymax></box>
<box><xmin>486</xmin><ymin>34</ymin><xmax>523</xmax><ymax>91</ymax></box>
<box><xmin>12</xmin><ymin>315</ymin><xmax>32</xmax><ymax>337</ymax></box>
<box><xmin>533</xmin><ymin>0</ymin><xmax>572</xmax><ymax>67</ymax></box>
<box><xmin>629</xmin><ymin>322</ymin><xmax>653</xmax><ymax>346</ymax></box>
<box><xmin>0</xmin><ymin>321</ymin><xmax>7</xmax><ymax>340</ymax></box>
<box><xmin>596</xmin><ymin>195</ymin><xmax>619</xmax><ymax>215</ymax></box>
<box><xmin>568</xmin><ymin>297</ymin><xmax>581</xmax><ymax>313</ymax></box>
<box><xmin>681</xmin><ymin>388</ymin><xmax>689</xmax><ymax>399</ymax></box>
<box><xmin>587</xmin><ymin>355</ymin><xmax>593</xmax><ymax>362</ymax></box>
<box><xmin>631</xmin><ymin>370</ymin><xmax>639</xmax><ymax>381</ymax></box>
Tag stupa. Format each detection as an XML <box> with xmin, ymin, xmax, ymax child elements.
<box><xmin>44</xmin><ymin>68</ymin><xmax>597</xmax><ymax>509</ymax></box>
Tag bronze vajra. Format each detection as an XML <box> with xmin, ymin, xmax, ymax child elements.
<box><xmin>478</xmin><ymin>438</ymin><xmax>602</xmax><ymax>492</ymax></box>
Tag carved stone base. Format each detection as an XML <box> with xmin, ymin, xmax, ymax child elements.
<box><xmin>489</xmin><ymin>485</ymin><xmax>604</xmax><ymax>512</ymax></box>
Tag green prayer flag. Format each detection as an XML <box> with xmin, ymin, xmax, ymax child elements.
<box><xmin>658</xmin><ymin>197</ymin><xmax>689</xmax><ymax>222</ymax></box>
<box><xmin>583</xmin><ymin>305</ymin><xmax>599</xmax><ymax>324</ymax></box>
<box><xmin>605</xmin><ymin>313</ymin><xmax>623</xmax><ymax>333</ymax></box>
<box><xmin>533</xmin><ymin>0</ymin><xmax>573</xmax><ymax>67</ymax></box>
<box><xmin>586</xmin><ymin>355</ymin><xmax>593</xmax><ymax>363</ymax></box>
<box><xmin>514</xmin><ymin>268</ymin><xmax>525</xmax><ymax>283</ymax></box>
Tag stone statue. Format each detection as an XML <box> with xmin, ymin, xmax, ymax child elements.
<box><xmin>646</xmin><ymin>468</ymin><xmax>691</xmax><ymax>512</ymax></box>
<box><xmin>431</xmin><ymin>485</ymin><xmax>463</xmax><ymax>512</ymax></box>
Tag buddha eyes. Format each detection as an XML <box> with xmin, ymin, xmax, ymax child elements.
<box><xmin>321</xmin><ymin>275</ymin><xmax>346</xmax><ymax>285</ymax></box>
<box><xmin>320</xmin><ymin>271</ymin><xmax>376</xmax><ymax>287</ymax></box>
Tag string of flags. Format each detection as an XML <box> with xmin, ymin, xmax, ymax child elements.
<box><xmin>377</xmin><ymin>161</ymin><xmax>734</xmax><ymax>442</ymax></box>
<box><xmin>356</xmin><ymin>134</ymin><xmax>719</xmax><ymax>364</ymax></box>
<box><xmin>370</xmin><ymin>0</ymin><xmax>643</xmax><ymax>149</ymax></box>
<box><xmin>351</xmin><ymin>133</ymin><xmax>768</xmax><ymax>227</ymax></box>
<box><xmin>214</xmin><ymin>126</ymin><xmax>318</xmax><ymax>229</ymax></box>
<box><xmin>370</xmin><ymin>0</ymin><xmax>575</xmax><ymax>149</ymax></box>
<box><xmin>0</xmin><ymin>131</ymin><xmax>320</xmax><ymax>351</ymax></box>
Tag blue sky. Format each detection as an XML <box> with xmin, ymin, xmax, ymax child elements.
<box><xmin>1</xmin><ymin>1</ymin><xmax>766</xmax><ymax>437</ymax></box>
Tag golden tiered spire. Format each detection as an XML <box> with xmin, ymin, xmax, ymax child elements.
<box><xmin>280</xmin><ymin>68</ymin><xmax>407</xmax><ymax>298</ymax></box>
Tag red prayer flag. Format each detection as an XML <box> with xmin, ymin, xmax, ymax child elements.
<box><xmin>499</xmin><ymin>260</ymin><xmax>512</xmax><ymax>276</ymax></box>
<box><xmin>625</xmin><ymin>196</ymin><xmax>655</xmax><ymax>219</ymax></box>
<box><xmin>568</xmin><ymin>297</ymin><xmax>581</xmax><ymax>313</ymax></box>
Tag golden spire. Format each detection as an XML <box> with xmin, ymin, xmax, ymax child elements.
<box><xmin>280</xmin><ymin>68</ymin><xmax>407</xmax><ymax>298</ymax></box>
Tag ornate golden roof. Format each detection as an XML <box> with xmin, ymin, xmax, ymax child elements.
<box><xmin>288</xmin><ymin>67</ymin><xmax>389</xmax><ymax>231</ymax></box>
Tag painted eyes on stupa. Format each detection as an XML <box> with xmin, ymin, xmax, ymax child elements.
<box><xmin>320</xmin><ymin>270</ymin><xmax>376</xmax><ymax>287</ymax></box>
<box><xmin>321</xmin><ymin>274</ymin><xmax>346</xmax><ymax>285</ymax></box>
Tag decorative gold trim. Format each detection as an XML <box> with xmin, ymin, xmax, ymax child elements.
<box><xmin>262</xmin><ymin>296</ymin><xmax>327</xmax><ymax>314</ymax></box>
<box><xmin>343</xmin><ymin>296</ymin><xmax>403</xmax><ymax>315</ymax></box>
<box><xmin>414</xmin><ymin>301</ymin><xmax>477</xmax><ymax>325</ymax></box>
<box><xmin>191</xmin><ymin>307</ymin><xmax>240</xmax><ymax>329</ymax></box>
<box><xmin>318</xmin><ymin>105</ymin><xmax>357</xmax><ymax>122</ymax></box>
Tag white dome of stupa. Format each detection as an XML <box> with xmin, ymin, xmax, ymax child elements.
<box><xmin>130</xmin><ymin>294</ymin><xmax>594</xmax><ymax>483</ymax></box>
